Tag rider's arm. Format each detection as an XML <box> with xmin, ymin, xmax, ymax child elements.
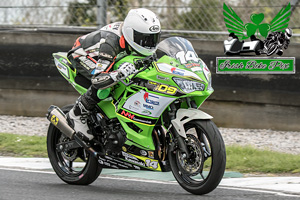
<box><xmin>93</xmin><ymin>31</ymin><xmax>123</xmax><ymax>74</ymax></box>
<box><xmin>91</xmin><ymin>32</ymin><xmax>135</xmax><ymax>90</ymax></box>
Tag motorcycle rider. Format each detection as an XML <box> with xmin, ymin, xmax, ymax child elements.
<box><xmin>67</xmin><ymin>8</ymin><xmax>161</xmax><ymax>141</ymax></box>
<box><xmin>263</xmin><ymin>28</ymin><xmax>292</xmax><ymax>56</ymax></box>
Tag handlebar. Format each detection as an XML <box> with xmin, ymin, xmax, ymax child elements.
<box><xmin>117</xmin><ymin>54</ymin><xmax>157</xmax><ymax>87</ymax></box>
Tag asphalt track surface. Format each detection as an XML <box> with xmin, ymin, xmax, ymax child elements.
<box><xmin>0</xmin><ymin>168</ymin><xmax>299</xmax><ymax>200</ymax></box>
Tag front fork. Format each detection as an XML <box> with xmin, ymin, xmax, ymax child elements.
<box><xmin>168</xmin><ymin>102</ymin><xmax>191</xmax><ymax>159</ymax></box>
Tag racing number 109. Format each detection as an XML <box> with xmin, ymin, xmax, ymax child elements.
<box><xmin>155</xmin><ymin>84</ymin><xmax>177</xmax><ymax>95</ymax></box>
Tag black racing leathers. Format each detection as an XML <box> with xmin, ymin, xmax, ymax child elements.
<box><xmin>67</xmin><ymin>22</ymin><xmax>127</xmax><ymax>110</ymax></box>
<box><xmin>68</xmin><ymin>22</ymin><xmax>125</xmax><ymax>80</ymax></box>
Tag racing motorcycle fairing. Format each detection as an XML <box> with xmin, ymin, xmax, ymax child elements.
<box><xmin>51</xmin><ymin>37</ymin><xmax>214</xmax><ymax>172</ymax></box>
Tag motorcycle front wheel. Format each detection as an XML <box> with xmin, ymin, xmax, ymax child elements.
<box><xmin>47</xmin><ymin>105</ymin><xmax>102</xmax><ymax>185</ymax></box>
<box><xmin>266</xmin><ymin>43</ymin><xmax>278</xmax><ymax>56</ymax></box>
<box><xmin>169</xmin><ymin>119</ymin><xmax>226</xmax><ymax>195</ymax></box>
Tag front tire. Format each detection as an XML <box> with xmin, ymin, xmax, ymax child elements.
<box><xmin>266</xmin><ymin>43</ymin><xmax>278</xmax><ymax>56</ymax></box>
<box><xmin>47</xmin><ymin>105</ymin><xmax>102</xmax><ymax>185</ymax></box>
<box><xmin>169</xmin><ymin>120</ymin><xmax>226</xmax><ymax>195</ymax></box>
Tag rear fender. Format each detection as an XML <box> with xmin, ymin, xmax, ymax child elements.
<box><xmin>171</xmin><ymin>108</ymin><xmax>213</xmax><ymax>138</ymax></box>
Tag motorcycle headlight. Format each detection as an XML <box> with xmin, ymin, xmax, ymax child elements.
<box><xmin>173</xmin><ymin>77</ymin><xmax>205</xmax><ymax>93</ymax></box>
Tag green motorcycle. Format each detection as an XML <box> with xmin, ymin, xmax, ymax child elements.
<box><xmin>47</xmin><ymin>37</ymin><xmax>226</xmax><ymax>195</ymax></box>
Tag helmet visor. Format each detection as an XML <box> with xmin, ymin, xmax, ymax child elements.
<box><xmin>134</xmin><ymin>30</ymin><xmax>160</xmax><ymax>49</ymax></box>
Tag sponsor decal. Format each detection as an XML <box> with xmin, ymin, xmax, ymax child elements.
<box><xmin>122</xmin><ymin>90</ymin><xmax>175</xmax><ymax>118</ymax></box>
<box><xmin>50</xmin><ymin>115</ymin><xmax>59</xmax><ymax>126</ymax></box>
<box><xmin>118</xmin><ymin>109</ymin><xmax>157</xmax><ymax>125</ymax></box>
<box><xmin>86</xmin><ymin>49</ymin><xmax>97</xmax><ymax>53</ymax></box>
<box><xmin>141</xmin><ymin>110</ymin><xmax>152</xmax><ymax>115</ymax></box>
<box><xmin>79</xmin><ymin>57</ymin><xmax>96</xmax><ymax>69</ymax></box>
<box><xmin>98</xmin><ymin>158</ymin><xmax>104</xmax><ymax>165</ymax></box>
<box><xmin>121</xmin><ymin>110</ymin><xmax>135</xmax><ymax>120</ymax></box>
<box><xmin>140</xmin><ymin>150</ymin><xmax>148</xmax><ymax>156</ymax></box>
<box><xmin>156</xmin><ymin>63</ymin><xmax>204</xmax><ymax>82</ymax></box>
<box><xmin>59</xmin><ymin>57</ymin><xmax>69</xmax><ymax>65</ymax></box>
<box><xmin>184</xmin><ymin>62</ymin><xmax>201</xmax><ymax>69</ymax></box>
<box><xmin>148</xmin><ymin>151</ymin><xmax>154</xmax><ymax>159</ymax></box>
<box><xmin>149</xmin><ymin>25</ymin><xmax>160</xmax><ymax>32</ymax></box>
<box><xmin>148</xmin><ymin>81</ymin><xmax>158</xmax><ymax>86</ymax></box>
<box><xmin>96</xmin><ymin>150</ymin><xmax>160</xmax><ymax>170</ymax></box>
<box><xmin>132</xmin><ymin>117</ymin><xmax>154</xmax><ymax>125</ymax></box>
<box><xmin>122</xmin><ymin>152</ymin><xmax>138</xmax><ymax>161</ymax></box>
<box><xmin>134</xmin><ymin>100</ymin><xmax>141</xmax><ymax>107</ymax></box>
<box><xmin>113</xmin><ymin>22</ymin><xmax>121</xmax><ymax>30</ymax></box>
<box><xmin>56</xmin><ymin>62</ymin><xmax>66</xmax><ymax>70</ymax></box>
<box><xmin>191</xmin><ymin>67</ymin><xmax>202</xmax><ymax>72</ymax></box>
<box><xmin>156</xmin><ymin>75</ymin><xmax>169</xmax><ymax>81</ymax></box>
<box><xmin>99</xmin><ymin>52</ymin><xmax>113</xmax><ymax>59</ymax></box>
<box><xmin>129</xmin><ymin>105</ymin><xmax>140</xmax><ymax>112</ymax></box>
<box><xmin>171</xmin><ymin>67</ymin><xmax>185</xmax><ymax>76</ymax></box>
<box><xmin>133</xmin><ymin>165</ymin><xmax>140</xmax><ymax>170</ymax></box>
<box><xmin>56</xmin><ymin>62</ymin><xmax>69</xmax><ymax>78</ymax></box>
<box><xmin>147</xmin><ymin>81</ymin><xmax>178</xmax><ymax>95</ymax></box>
<box><xmin>122</xmin><ymin>152</ymin><xmax>145</xmax><ymax>167</ymax></box>
<box><xmin>144</xmin><ymin>92</ymin><xmax>159</xmax><ymax>105</ymax></box>
<box><xmin>143</xmin><ymin>104</ymin><xmax>154</xmax><ymax>110</ymax></box>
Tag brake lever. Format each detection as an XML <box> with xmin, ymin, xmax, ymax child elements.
<box><xmin>134</xmin><ymin>53</ymin><xmax>156</xmax><ymax>69</ymax></box>
<box><xmin>120</xmin><ymin>54</ymin><xmax>156</xmax><ymax>86</ymax></box>
<box><xmin>134</xmin><ymin>59</ymin><xmax>144</xmax><ymax>70</ymax></box>
<box><xmin>117</xmin><ymin>65</ymin><xmax>148</xmax><ymax>87</ymax></box>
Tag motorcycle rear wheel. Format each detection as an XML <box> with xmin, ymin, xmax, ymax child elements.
<box><xmin>169</xmin><ymin>119</ymin><xmax>226</xmax><ymax>195</ymax></box>
<box><xmin>47</xmin><ymin>104</ymin><xmax>102</xmax><ymax>185</ymax></box>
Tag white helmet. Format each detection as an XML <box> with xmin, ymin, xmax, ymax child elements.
<box><xmin>285</xmin><ymin>28</ymin><xmax>292</xmax><ymax>39</ymax></box>
<box><xmin>122</xmin><ymin>8</ymin><xmax>161</xmax><ymax>56</ymax></box>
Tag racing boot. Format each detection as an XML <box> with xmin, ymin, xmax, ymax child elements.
<box><xmin>67</xmin><ymin>87</ymin><xmax>99</xmax><ymax>141</ymax></box>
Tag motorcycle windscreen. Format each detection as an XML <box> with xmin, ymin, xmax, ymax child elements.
<box><xmin>156</xmin><ymin>37</ymin><xmax>199</xmax><ymax>64</ymax></box>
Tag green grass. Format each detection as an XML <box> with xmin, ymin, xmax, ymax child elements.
<box><xmin>0</xmin><ymin>133</ymin><xmax>47</xmax><ymax>157</ymax></box>
<box><xmin>1</xmin><ymin>133</ymin><xmax>300</xmax><ymax>174</ymax></box>
<box><xmin>226</xmin><ymin>145</ymin><xmax>300</xmax><ymax>174</ymax></box>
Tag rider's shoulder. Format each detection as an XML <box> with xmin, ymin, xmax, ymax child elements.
<box><xmin>100</xmin><ymin>22</ymin><xmax>123</xmax><ymax>37</ymax></box>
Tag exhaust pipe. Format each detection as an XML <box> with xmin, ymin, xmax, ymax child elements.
<box><xmin>47</xmin><ymin>105</ymin><xmax>75</xmax><ymax>139</ymax></box>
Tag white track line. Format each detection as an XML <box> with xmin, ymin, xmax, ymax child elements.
<box><xmin>1</xmin><ymin>167</ymin><xmax>299</xmax><ymax>197</ymax></box>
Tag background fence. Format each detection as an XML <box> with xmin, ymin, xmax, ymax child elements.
<box><xmin>0</xmin><ymin>0</ymin><xmax>299</xmax><ymax>42</ymax></box>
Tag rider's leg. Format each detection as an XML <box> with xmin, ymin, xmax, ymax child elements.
<box><xmin>67</xmin><ymin>72</ymin><xmax>119</xmax><ymax>141</ymax></box>
<box><xmin>67</xmin><ymin>86</ymin><xmax>99</xmax><ymax>140</ymax></box>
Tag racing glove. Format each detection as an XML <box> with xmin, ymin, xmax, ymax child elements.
<box><xmin>117</xmin><ymin>62</ymin><xmax>138</xmax><ymax>79</ymax></box>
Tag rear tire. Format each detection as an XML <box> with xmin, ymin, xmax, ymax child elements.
<box><xmin>169</xmin><ymin>119</ymin><xmax>226</xmax><ymax>195</ymax></box>
<box><xmin>47</xmin><ymin>104</ymin><xmax>102</xmax><ymax>185</ymax></box>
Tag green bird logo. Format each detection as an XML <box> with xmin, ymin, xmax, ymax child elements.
<box><xmin>223</xmin><ymin>3</ymin><xmax>291</xmax><ymax>40</ymax></box>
